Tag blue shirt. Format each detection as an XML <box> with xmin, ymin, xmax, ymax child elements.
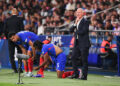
<box><xmin>42</xmin><ymin>44</ymin><xmax>57</xmax><ymax>57</ymax></box>
<box><xmin>16</xmin><ymin>31</ymin><xmax>39</xmax><ymax>46</ymax></box>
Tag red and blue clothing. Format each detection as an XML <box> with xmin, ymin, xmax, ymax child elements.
<box><xmin>42</xmin><ymin>44</ymin><xmax>66</xmax><ymax>71</ymax></box>
<box><xmin>15</xmin><ymin>31</ymin><xmax>39</xmax><ymax>73</ymax></box>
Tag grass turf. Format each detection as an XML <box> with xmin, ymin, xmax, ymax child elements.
<box><xmin>0</xmin><ymin>69</ymin><xmax>120</xmax><ymax>86</ymax></box>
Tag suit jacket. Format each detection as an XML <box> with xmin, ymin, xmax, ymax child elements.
<box><xmin>0</xmin><ymin>21</ymin><xmax>4</xmax><ymax>36</ymax></box>
<box><xmin>4</xmin><ymin>15</ymin><xmax>24</xmax><ymax>38</ymax></box>
<box><xmin>70</xmin><ymin>18</ymin><xmax>91</xmax><ymax>48</ymax></box>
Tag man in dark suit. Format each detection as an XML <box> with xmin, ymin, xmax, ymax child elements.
<box><xmin>0</xmin><ymin>16</ymin><xmax>4</xmax><ymax>38</ymax></box>
<box><xmin>4</xmin><ymin>8</ymin><xmax>24</xmax><ymax>73</ymax></box>
<box><xmin>70</xmin><ymin>8</ymin><xmax>90</xmax><ymax>80</ymax></box>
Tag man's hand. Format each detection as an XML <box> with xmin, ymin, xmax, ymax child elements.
<box><xmin>33</xmin><ymin>66</ymin><xmax>40</xmax><ymax>70</ymax></box>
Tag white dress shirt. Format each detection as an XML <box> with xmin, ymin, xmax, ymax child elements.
<box><xmin>76</xmin><ymin>17</ymin><xmax>83</xmax><ymax>39</ymax></box>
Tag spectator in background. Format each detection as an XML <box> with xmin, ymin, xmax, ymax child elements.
<box><xmin>0</xmin><ymin>0</ymin><xmax>119</xmax><ymax>35</ymax></box>
<box><xmin>43</xmin><ymin>36</ymin><xmax>52</xmax><ymax>44</ymax></box>
<box><xmin>23</xmin><ymin>15</ymin><xmax>31</xmax><ymax>26</ymax></box>
<box><xmin>63</xmin><ymin>16</ymin><xmax>71</xmax><ymax>25</ymax></box>
<box><xmin>37</xmin><ymin>20</ymin><xmax>44</xmax><ymax>35</ymax></box>
<box><xmin>90</xmin><ymin>19</ymin><xmax>98</xmax><ymax>35</ymax></box>
<box><xmin>104</xmin><ymin>20</ymin><xmax>113</xmax><ymax>36</ymax></box>
<box><xmin>96</xmin><ymin>20</ymin><xmax>104</xmax><ymax>36</ymax></box>
<box><xmin>111</xmin><ymin>15</ymin><xmax>116</xmax><ymax>24</ymax></box>
<box><xmin>100</xmin><ymin>34</ymin><xmax>117</xmax><ymax>70</ymax></box>
<box><xmin>0</xmin><ymin>1</ymin><xmax>3</xmax><ymax>9</ymax></box>
<box><xmin>4</xmin><ymin>8</ymin><xmax>24</xmax><ymax>73</ymax></box>
<box><xmin>112</xmin><ymin>20</ymin><xmax>120</xmax><ymax>36</ymax></box>
<box><xmin>93</xmin><ymin>3</ymin><xmax>101</xmax><ymax>14</ymax></box>
<box><xmin>23</xmin><ymin>8</ymin><xmax>29</xmax><ymax>18</ymax></box>
<box><xmin>66</xmin><ymin>0</ymin><xmax>76</xmax><ymax>11</ymax></box>
<box><xmin>81</xmin><ymin>1</ymin><xmax>87</xmax><ymax>10</ymax></box>
<box><xmin>24</xmin><ymin>24</ymin><xmax>31</xmax><ymax>31</ymax></box>
<box><xmin>3</xmin><ymin>4</ymin><xmax>9</xmax><ymax>17</ymax></box>
<box><xmin>30</xmin><ymin>17</ymin><xmax>38</xmax><ymax>33</ymax></box>
<box><xmin>105</xmin><ymin>20</ymin><xmax>113</xmax><ymax>30</ymax></box>
<box><xmin>0</xmin><ymin>15</ymin><xmax>4</xmax><ymax>39</ymax></box>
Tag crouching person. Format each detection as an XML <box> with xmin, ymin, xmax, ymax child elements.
<box><xmin>33</xmin><ymin>40</ymin><xmax>76</xmax><ymax>78</ymax></box>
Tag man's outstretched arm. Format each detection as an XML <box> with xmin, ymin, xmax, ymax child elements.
<box><xmin>34</xmin><ymin>53</ymin><xmax>50</xmax><ymax>70</ymax></box>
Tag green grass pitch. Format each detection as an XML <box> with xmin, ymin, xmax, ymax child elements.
<box><xmin>0</xmin><ymin>69</ymin><xmax>120</xmax><ymax>86</ymax></box>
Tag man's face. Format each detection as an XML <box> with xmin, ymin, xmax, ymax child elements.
<box><xmin>48</xmin><ymin>37</ymin><xmax>52</xmax><ymax>41</ymax></box>
<box><xmin>10</xmin><ymin>35</ymin><xmax>18</xmax><ymax>42</ymax></box>
<box><xmin>108</xmin><ymin>37</ymin><xmax>113</xmax><ymax>42</ymax></box>
<box><xmin>106</xmin><ymin>22</ymin><xmax>110</xmax><ymax>27</ymax></box>
<box><xmin>76</xmin><ymin>8</ymin><xmax>84</xmax><ymax>19</ymax></box>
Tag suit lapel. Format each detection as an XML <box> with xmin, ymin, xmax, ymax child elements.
<box><xmin>78</xmin><ymin>18</ymin><xmax>84</xmax><ymax>30</ymax></box>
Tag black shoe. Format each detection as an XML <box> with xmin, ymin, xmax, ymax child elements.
<box><xmin>19</xmin><ymin>69</ymin><xmax>23</xmax><ymax>73</ymax></box>
<box><xmin>18</xmin><ymin>69</ymin><xmax>23</xmax><ymax>73</ymax></box>
<box><xmin>14</xmin><ymin>70</ymin><xmax>18</xmax><ymax>73</ymax></box>
<box><xmin>70</xmin><ymin>74</ymin><xmax>79</xmax><ymax>79</ymax></box>
<box><xmin>80</xmin><ymin>75</ymin><xmax>87</xmax><ymax>80</ymax></box>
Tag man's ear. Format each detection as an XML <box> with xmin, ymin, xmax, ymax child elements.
<box><xmin>16</xmin><ymin>35</ymin><xmax>19</xmax><ymax>40</ymax></box>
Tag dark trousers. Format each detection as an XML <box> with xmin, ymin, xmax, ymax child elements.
<box><xmin>71</xmin><ymin>43</ymin><xmax>89</xmax><ymax>77</ymax></box>
<box><xmin>8</xmin><ymin>39</ymin><xmax>22</xmax><ymax>71</ymax></box>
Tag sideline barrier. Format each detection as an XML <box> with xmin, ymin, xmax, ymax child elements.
<box><xmin>0</xmin><ymin>35</ymin><xmax>120</xmax><ymax>76</ymax></box>
<box><xmin>0</xmin><ymin>39</ymin><xmax>10</xmax><ymax>68</ymax></box>
<box><xmin>0</xmin><ymin>36</ymin><xmax>117</xmax><ymax>67</ymax></box>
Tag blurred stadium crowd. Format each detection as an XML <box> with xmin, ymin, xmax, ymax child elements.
<box><xmin>0</xmin><ymin>0</ymin><xmax>120</xmax><ymax>38</ymax></box>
